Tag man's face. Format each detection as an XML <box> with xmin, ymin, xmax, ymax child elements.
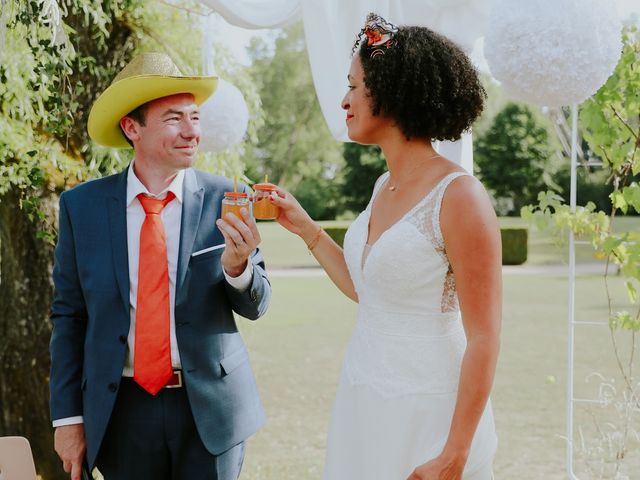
<box><xmin>126</xmin><ymin>93</ymin><xmax>201</xmax><ymax>171</ymax></box>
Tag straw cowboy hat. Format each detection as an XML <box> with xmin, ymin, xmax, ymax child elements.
<box><xmin>88</xmin><ymin>52</ymin><xmax>218</xmax><ymax>148</ymax></box>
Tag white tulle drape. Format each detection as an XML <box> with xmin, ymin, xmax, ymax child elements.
<box><xmin>200</xmin><ymin>0</ymin><xmax>302</xmax><ymax>28</ymax></box>
<box><xmin>199</xmin><ymin>0</ymin><xmax>493</xmax><ymax>170</ymax></box>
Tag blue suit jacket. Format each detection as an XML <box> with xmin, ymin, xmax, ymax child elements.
<box><xmin>49</xmin><ymin>167</ymin><xmax>271</xmax><ymax>467</ymax></box>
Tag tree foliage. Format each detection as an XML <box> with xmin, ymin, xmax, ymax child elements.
<box><xmin>341</xmin><ymin>143</ymin><xmax>386</xmax><ymax>214</ymax></box>
<box><xmin>554</xmin><ymin>165</ymin><xmax>616</xmax><ymax>214</ymax></box>
<box><xmin>474</xmin><ymin>102</ymin><xmax>556</xmax><ymax>215</ymax></box>
<box><xmin>0</xmin><ymin>1</ymin><xmax>142</xmax><ymax>197</ymax></box>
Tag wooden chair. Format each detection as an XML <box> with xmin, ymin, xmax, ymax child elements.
<box><xmin>0</xmin><ymin>436</ymin><xmax>37</xmax><ymax>480</ymax></box>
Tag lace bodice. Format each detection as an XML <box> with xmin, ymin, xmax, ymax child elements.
<box><xmin>346</xmin><ymin>171</ymin><xmax>468</xmax><ymax>314</ymax></box>
<box><xmin>342</xmin><ymin>171</ymin><xmax>472</xmax><ymax>397</ymax></box>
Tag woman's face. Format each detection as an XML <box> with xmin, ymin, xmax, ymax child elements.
<box><xmin>341</xmin><ymin>55</ymin><xmax>389</xmax><ymax>144</ymax></box>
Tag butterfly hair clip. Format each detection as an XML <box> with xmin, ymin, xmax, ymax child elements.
<box><xmin>352</xmin><ymin>13</ymin><xmax>399</xmax><ymax>58</ymax></box>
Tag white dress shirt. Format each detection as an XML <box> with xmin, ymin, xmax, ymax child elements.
<box><xmin>53</xmin><ymin>164</ymin><xmax>253</xmax><ymax>427</ymax></box>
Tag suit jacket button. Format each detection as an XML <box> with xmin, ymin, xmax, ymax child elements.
<box><xmin>119</xmin><ymin>335</ymin><xmax>127</xmax><ymax>344</ymax></box>
<box><xmin>108</xmin><ymin>383</ymin><xmax>118</xmax><ymax>392</ymax></box>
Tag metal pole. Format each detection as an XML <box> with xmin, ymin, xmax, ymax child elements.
<box><xmin>202</xmin><ymin>13</ymin><xmax>215</xmax><ymax>76</ymax></box>
<box><xmin>566</xmin><ymin>103</ymin><xmax>579</xmax><ymax>479</ymax></box>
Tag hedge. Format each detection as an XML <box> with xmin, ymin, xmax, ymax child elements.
<box><xmin>324</xmin><ymin>227</ymin><xmax>348</xmax><ymax>247</ymax></box>
<box><xmin>500</xmin><ymin>227</ymin><xmax>528</xmax><ymax>265</ymax></box>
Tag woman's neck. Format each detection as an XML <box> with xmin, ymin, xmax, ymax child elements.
<box><xmin>379</xmin><ymin>133</ymin><xmax>439</xmax><ymax>184</ymax></box>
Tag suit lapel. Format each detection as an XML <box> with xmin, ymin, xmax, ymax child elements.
<box><xmin>176</xmin><ymin>168</ymin><xmax>204</xmax><ymax>302</ymax></box>
<box><xmin>107</xmin><ymin>169</ymin><xmax>130</xmax><ymax>312</ymax></box>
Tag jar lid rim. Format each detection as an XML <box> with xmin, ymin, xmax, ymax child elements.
<box><xmin>253</xmin><ymin>183</ymin><xmax>278</xmax><ymax>191</ymax></box>
<box><xmin>224</xmin><ymin>192</ymin><xmax>249</xmax><ymax>198</ymax></box>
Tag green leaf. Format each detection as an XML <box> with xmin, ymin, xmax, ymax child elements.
<box><xmin>621</xmin><ymin>183</ymin><xmax>640</xmax><ymax>214</ymax></box>
<box><xmin>609</xmin><ymin>311</ymin><xmax>640</xmax><ymax>332</ymax></box>
<box><xmin>625</xmin><ymin>281</ymin><xmax>638</xmax><ymax>303</ymax></box>
<box><xmin>610</xmin><ymin>190</ymin><xmax>628</xmax><ymax>214</ymax></box>
<box><xmin>602</xmin><ymin>235</ymin><xmax>624</xmax><ymax>255</ymax></box>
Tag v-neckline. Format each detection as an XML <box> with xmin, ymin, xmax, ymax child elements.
<box><xmin>364</xmin><ymin>172</ymin><xmax>453</xmax><ymax>251</ymax></box>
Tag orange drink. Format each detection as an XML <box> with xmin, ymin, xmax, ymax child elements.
<box><xmin>221</xmin><ymin>192</ymin><xmax>250</xmax><ymax>220</ymax></box>
<box><xmin>252</xmin><ymin>183</ymin><xmax>279</xmax><ymax>220</ymax></box>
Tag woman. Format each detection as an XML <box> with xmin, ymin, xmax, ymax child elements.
<box><xmin>269</xmin><ymin>13</ymin><xmax>501</xmax><ymax>480</ymax></box>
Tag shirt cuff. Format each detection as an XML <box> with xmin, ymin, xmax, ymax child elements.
<box><xmin>224</xmin><ymin>260</ymin><xmax>253</xmax><ymax>291</ymax></box>
<box><xmin>53</xmin><ymin>416</ymin><xmax>84</xmax><ymax>428</ymax></box>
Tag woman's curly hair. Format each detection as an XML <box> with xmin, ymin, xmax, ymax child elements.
<box><xmin>357</xmin><ymin>24</ymin><xmax>486</xmax><ymax>142</ymax></box>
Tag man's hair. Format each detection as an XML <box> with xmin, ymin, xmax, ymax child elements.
<box><xmin>356</xmin><ymin>25</ymin><xmax>486</xmax><ymax>142</ymax></box>
<box><xmin>119</xmin><ymin>102</ymin><xmax>149</xmax><ymax>147</ymax></box>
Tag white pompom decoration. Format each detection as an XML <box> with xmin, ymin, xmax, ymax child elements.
<box><xmin>484</xmin><ymin>0</ymin><xmax>622</xmax><ymax>107</ymax></box>
<box><xmin>199</xmin><ymin>78</ymin><xmax>249</xmax><ymax>152</ymax></box>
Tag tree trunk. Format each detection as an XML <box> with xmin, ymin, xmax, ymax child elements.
<box><xmin>0</xmin><ymin>188</ymin><xmax>63</xmax><ymax>480</ymax></box>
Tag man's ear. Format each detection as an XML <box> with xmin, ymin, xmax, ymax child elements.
<box><xmin>120</xmin><ymin>116</ymin><xmax>141</xmax><ymax>143</ymax></box>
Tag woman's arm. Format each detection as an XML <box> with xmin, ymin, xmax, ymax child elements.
<box><xmin>409</xmin><ymin>175</ymin><xmax>502</xmax><ymax>479</ymax></box>
<box><xmin>270</xmin><ymin>189</ymin><xmax>358</xmax><ymax>302</ymax></box>
<box><xmin>442</xmin><ymin>174</ymin><xmax>502</xmax><ymax>453</ymax></box>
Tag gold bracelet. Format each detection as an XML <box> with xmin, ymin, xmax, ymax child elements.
<box><xmin>305</xmin><ymin>225</ymin><xmax>323</xmax><ymax>251</ymax></box>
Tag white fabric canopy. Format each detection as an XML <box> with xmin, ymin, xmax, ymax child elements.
<box><xmin>201</xmin><ymin>0</ymin><xmax>302</xmax><ymax>28</ymax></box>
<box><xmin>200</xmin><ymin>0</ymin><xmax>493</xmax><ymax>170</ymax></box>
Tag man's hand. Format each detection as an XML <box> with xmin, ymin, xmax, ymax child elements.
<box><xmin>54</xmin><ymin>424</ymin><xmax>86</xmax><ymax>480</ymax></box>
<box><xmin>216</xmin><ymin>208</ymin><xmax>261</xmax><ymax>277</ymax></box>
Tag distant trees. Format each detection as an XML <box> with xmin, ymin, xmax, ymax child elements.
<box><xmin>474</xmin><ymin>103</ymin><xmax>556</xmax><ymax>215</ymax></box>
<box><xmin>340</xmin><ymin>143</ymin><xmax>387</xmax><ymax>213</ymax></box>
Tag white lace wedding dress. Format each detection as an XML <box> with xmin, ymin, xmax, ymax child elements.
<box><xmin>323</xmin><ymin>172</ymin><xmax>497</xmax><ymax>480</ymax></box>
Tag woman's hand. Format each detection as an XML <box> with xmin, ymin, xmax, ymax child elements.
<box><xmin>269</xmin><ymin>187</ymin><xmax>318</xmax><ymax>243</ymax></box>
<box><xmin>407</xmin><ymin>451</ymin><xmax>467</xmax><ymax>480</ymax></box>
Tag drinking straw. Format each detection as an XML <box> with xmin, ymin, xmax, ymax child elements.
<box><xmin>233</xmin><ymin>176</ymin><xmax>237</xmax><ymax>193</ymax></box>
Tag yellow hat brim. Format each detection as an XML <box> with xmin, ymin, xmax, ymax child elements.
<box><xmin>88</xmin><ymin>75</ymin><xmax>218</xmax><ymax>148</ymax></box>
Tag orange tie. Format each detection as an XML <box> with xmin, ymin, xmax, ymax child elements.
<box><xmin>134</xmin><ymin>191</ymin><xmax>175</xmax><ymax>395</ymax></box>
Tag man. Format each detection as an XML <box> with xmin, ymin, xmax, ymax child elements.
<box><xmin>50</xmin><ymin>52</ymin><xmax>271</xmax><ymax>480</ymax></box>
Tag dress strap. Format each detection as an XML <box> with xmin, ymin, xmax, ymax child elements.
<box><xmin>432</xmin><ymin>171</ymin><xmax>472</xmax><ymax>247</ymax></box>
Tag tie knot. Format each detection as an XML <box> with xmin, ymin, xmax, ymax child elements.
<box><xmin>138</xmin><ymin>191</ymin><xmax>175</xmax><ymax>215</ymax></box>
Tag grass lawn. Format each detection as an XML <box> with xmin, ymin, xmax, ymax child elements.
<box><xmin>238</xmin><ymin>272</ymin><xmax>639</xmax><ymax>479</ymax></box>
<box><xmin>238</xmin><ymin>277</ymin><xmax>356</xmax><ymax>478</ymax></box>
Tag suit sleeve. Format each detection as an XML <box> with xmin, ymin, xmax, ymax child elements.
<box><xmin>49</xmin><ymin>192</ymin><xmax>87</xmax><ymax>422</ymax></box>
<box><xmin>224</xmin><ymin>246</ymin><xmax>271</xmax><ymax>321</ymax></box>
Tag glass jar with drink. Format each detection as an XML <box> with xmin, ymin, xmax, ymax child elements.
<box><xmin>252</xmin><ymin>183</ymin><xmax>279</xmax><ymax>220</ymax></box>
<box><xmin>221</xmin><ymin>191</ymin><xmax>250</xmax><ymax>219</ymax></box>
